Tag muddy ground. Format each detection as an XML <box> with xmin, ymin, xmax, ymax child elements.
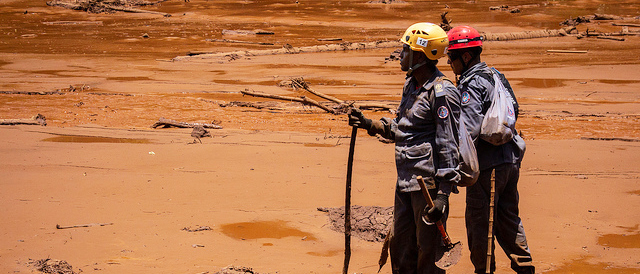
<box><xmin>1</xmin><ymin>0</ymin><xmax>639</xmax><ymax>273</ymax></box>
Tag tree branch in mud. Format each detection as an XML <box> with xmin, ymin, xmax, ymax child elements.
<box><xmin>151</xmin><ymin>117</ymin><xmax>222</xmax><ymax>129</ymax></box>
<box><xmin>240</xmin><ymin>89</ymin><xmax>337</xmax><ymax>114</ymax></box>
<box><xmin>240</xmin><ymin>78</ymin><xmax>397</xmax><ymax>114</ymax></box>
<box><xmin>0</xmin><ymin>114</ymin><xmax>47</xmax><ymax>126</ymax></box>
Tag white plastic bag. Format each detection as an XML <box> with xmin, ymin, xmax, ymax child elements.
<box><xmin>480</xmin><ymin>70</ymin><xmax>516</xmax><ymax>146</ymax></box>
<box><xmin>457</xmin><ymin>118</ymin><xmax>479</xmax><ymax>187</ymax></box>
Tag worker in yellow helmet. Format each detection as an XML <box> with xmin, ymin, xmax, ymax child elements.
<box><xmin>349</xmin><ymin>22</ymin><xmax>461</xmax><ymax>273</ymax></box>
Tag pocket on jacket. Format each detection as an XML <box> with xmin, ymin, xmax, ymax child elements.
<box><xmin>405</xmin><ymin>142</ymin><xmax>432</xmax><ymax>160</ymax></box>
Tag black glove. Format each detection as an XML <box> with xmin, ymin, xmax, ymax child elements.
<box><xmin>423</xmin><ymin>194</ymin><xmax>448</xmax><ymax>223</ymax></box>
<box><xmin>347</xmin><ymin>108</ymin><xmax>372</xmax><ymax>130</ymax></box>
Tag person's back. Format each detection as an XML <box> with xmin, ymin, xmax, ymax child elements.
<box><xmin>446</xmin><ymin>25</ymin><xmax>535</xmax><ymax>274</ymax></box>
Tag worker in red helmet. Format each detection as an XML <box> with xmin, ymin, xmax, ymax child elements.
<box><xmin>447</xmin><ymin>25</ymin><xmax>535</xmax><ymax>274</ymax></box>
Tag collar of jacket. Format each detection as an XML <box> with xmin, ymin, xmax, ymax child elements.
<box><xmin>405</xmin><ymin>69</ymin><xmax>445</xmax><ymax>93</ymax></box>
<box><xmin>459</xmin><ymin>62</ymin><xmax>489</xmax><ymax>85</ymax></box>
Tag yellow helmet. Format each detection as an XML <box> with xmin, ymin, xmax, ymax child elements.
<box><xmin>401</xmin><ymin>23</ymin><xmax>449</xmax><ymax>60</ymax></box>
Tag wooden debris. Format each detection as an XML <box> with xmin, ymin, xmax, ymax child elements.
<box><xmin>172</xmin><ymin>40</ymin><xmax>401</xmax><ymax>62</ymax></box>
<box><xmin>190</xmin><ymin>125</ymin><xmax>211</xmax><ymax>143</ymax></box>
<box><xmin>0</xmin><ymin>114</ymin><xmax>46</xmax><ymax>126</ymax></box>
<box><xmin>440</xmin><ymin>11</ymin><xmax>452</xmax><ymax>32</ymax></box>
<box><xmin>182</xmin><ymin>226</ymin><xmax>212</xmax><ymax>232</ymax></box>
<box><xmin>241</xmin><ymin>89</ymin><xmax>336</xmax><ymax>114</ymax></box>
<box><xmin>222</xmin><ymin>29</ymin><xmax>275</xmax><ymax>35</ymax></box>
<box><xmin>561</xmin><ymin>13</ymin><xmax>627</xmax><ymax>26</ymax></box>
<box><xmin>317</xmin><ymin>38</ymin><xmax>343</xmax><ymax>41</ymax></box>
<box><xmin>547</xmin><ymin>50</ymin><xmax>588</xmax><ymax>54</ymax></box>
<box><xmin>0</xmin><ymin>91</ymin><xmax>64</xmax><ymax>95</ymax></box>
<box><xmin>206</xmin><ymin>39</ymin><xmax>274</xmax><ymax>46</ymax></box>
<box><xmin>596</xmin><ymin>36</ymin><xmax>625</xmax><ymax>41</ymax></box>
<box><xmin>241</xmin><ymin>78</ymin><xmax>396</xmax><ymax>114</ymax></box>
<box><xmin>287</xmin><ymin>77</ymin><xmax>396</xmax><ymax>112</ymax></box>
<box><xmin>483</xmin><ymin>27</ymin><xmax>575</xmax><ymax>41</ymax></box>
<box><xmin>56</xmin><ymin>222</ymin><xmax>113</xmax><ymax>229</ymax></box>
<box><xmin>489</xmin><ymin>5</ymin><xmax>520</xmax><ymax>13</ymax></box>
<box><xmin>151</xmin><ymin>117</ymin><xmax>222</xmax><ymax>129</ymax></box>
<box><xmin>581</xmin><ymin>137</ymin><xmax>640</xmax><ymax>142</ymax></box>
<box><xmin>42</xmin><ymin>21</ymin><xmax>103</xmax><ymax>25</ymax></box>
<box><xmin>46</xmin><ymin>0</ymin><xmax>171</xmax><ymax>16</ymax></box>
<box><xmin>612</xmin><ymin>23</ymin><xmax>640</xmax><ymax>28</ymax></box>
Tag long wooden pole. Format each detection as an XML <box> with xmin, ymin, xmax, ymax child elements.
<box><xmin>486</xmin><ymin>170</ymin><xmax>496</xmax><ymax>274</ymax></box>
<box><xmin>343</xmin><ymin>126</ymin><xmax>357</xmax><ymax>274</ymax></box>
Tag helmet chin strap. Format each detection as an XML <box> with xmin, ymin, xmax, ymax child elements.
<box><xmin>406</xmin><ymin>50</ymin><xmax>427</xmax><ymax>77</ymax></box>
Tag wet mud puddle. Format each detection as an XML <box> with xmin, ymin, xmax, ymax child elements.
<box><xmin>42</xmin><ymin>134</ymin><xmax>151</xmax><ymax>143</ymax></box>
<box><xmin>220</xmin><ymin>220</ymin><xmax>316</xmax><ymax>241</ymax></box>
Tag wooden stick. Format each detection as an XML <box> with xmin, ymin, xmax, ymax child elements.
<box><xmin>289</xmin><ymin>78</ymin><xmax>397</xmax><ymax>111</ymax></box>
<box><xmin>343</xmin><ymin>126</ymin><xmax>357</xmax><ymax>274</ymax></box>
<box><xmin>56</xmin><ymin>223</ymin><xmax>113</xmax><ymax>229</ymax></box>
<box><xmin>547</xmin><ymin>50</ymin><xmax>588</xmax><ymax>53</ymax></box>
<box><xmin>291</xmin><ymin>78</ymin><xmax>344</xmax><ymax>105</ymax></box>
<box><xmin>486</xmin><ymin>170</ymin><xmax>496</xmax><ymax>274</ymax></box>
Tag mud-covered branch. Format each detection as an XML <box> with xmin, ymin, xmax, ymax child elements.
<box><xmin>0</xmin><ymin>114</ymin><xmax>47</xmax><ymax>126</ymax></box>
<box><xmin>151</xmin><ymin>117</ymin><xmax>222</xmax><ymax>129</ymax></box>
<box><xmin>240</xmin><ymin>89</ymin><xmax>336</xmax><ymax>114</ymax></box>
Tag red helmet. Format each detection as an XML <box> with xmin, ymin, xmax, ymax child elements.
<box><xmin>447</xmin><ymin>26</ymin><xmax>483</xmax><ymax>50</ymax></box>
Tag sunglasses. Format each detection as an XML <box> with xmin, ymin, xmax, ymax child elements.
<box><xmin>447</xmin><ymin>51</ymin><xmax>461</xmax><ymax>61</ymax></box>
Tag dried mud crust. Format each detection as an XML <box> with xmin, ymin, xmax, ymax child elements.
<box><xmin>29</xmin><ymin>259</ymin><xmax>76</xmax><ymax>274</ymax></box>
<box><xmin>318</xmin><ymin>205</ymin><xmax>393</xmax><ymax>242</ymax></box>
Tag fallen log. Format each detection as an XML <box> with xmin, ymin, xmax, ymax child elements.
<box><xmin>0</xmin><ymin>114</ymin><xmax>46</xmax><ymax>126</ymax></box>
<box><xmin>151</xmin><ymin>117</ymin><xmax>222</xmax><ymax>129</ymax></box>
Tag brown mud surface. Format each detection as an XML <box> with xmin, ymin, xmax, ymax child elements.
<box><xmin>1</xmin><ymin>0</ymin><xmax>639</xmax><ymax>273</ymax></box>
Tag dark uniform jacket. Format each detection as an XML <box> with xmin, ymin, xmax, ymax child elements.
<box><xmin>377</xmin><ymin>69</ymin><xmax>461</xmax><ymax>193</ymax></box>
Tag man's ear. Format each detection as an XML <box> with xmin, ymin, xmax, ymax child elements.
<box><xmin>462</xmin><ymin>51</ymin><xmax>473</xmax><ymax>63</ymax></box>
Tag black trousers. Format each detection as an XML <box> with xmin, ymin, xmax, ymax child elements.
<box><xmin>390</xmin><ymin>188</ymin><xmax>448</xmax><ymax>274</ymax></box>
<box><xmin>465</xmin><ymin>163</ymin><xmax>535</xmax><ymax>274</ymax></box>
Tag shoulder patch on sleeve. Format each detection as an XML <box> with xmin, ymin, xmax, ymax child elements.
<box><xmin>437</xmin><ymin>106</ymin><xmax>449</xmax><ymax>119</ymax></box>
